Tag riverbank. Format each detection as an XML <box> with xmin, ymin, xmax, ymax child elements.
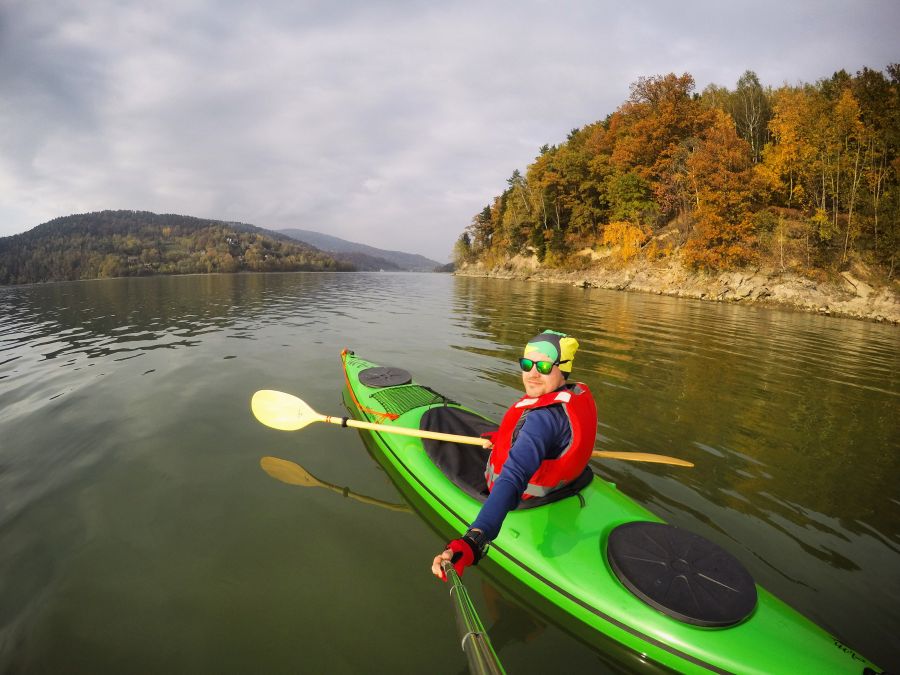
<box><xmin>455</xmin><ymin>253</ymin><xmax>899</xmax><ymax>324</ymax></box>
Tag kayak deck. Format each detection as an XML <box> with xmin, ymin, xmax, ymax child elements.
<box><xmin>341</xmin><ymin>350</ymin><xmax>882</xmax><ymax>675</ymax></box>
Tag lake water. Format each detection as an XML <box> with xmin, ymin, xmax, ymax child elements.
<box><xmin>1</xmin><ymin>272</ymin><xmax>898</xmax><ymax>673</ymax></box>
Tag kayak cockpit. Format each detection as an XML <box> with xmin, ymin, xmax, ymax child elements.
<box><xmin>419</xmin><ymin>404</ymin><xmax>593</xmax><ymax>508</ymax></box>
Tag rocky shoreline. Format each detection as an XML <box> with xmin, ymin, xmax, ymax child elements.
<box><xmin>455</xmin><ymin>255</ymin><xmax>899</xmax><ymax>325</ymax></box>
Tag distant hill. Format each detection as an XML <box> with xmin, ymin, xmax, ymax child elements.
<box><xmin>327</xmin><ymin>251</ymin><xmax>402</xmax><ymax>272</ymax></box>
<box><xmin>0</xmin><ymin>210</ymin><xmax>353</xmax><ymax>285</ymax></box>
<box><xmin>277</xmin><ymin>228</ymin><xmax>442</xmax><ymax>272</ymax></box>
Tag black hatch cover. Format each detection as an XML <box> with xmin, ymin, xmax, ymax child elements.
<box><xmin>358</xmin><ymin>366</ymin><xmax>412</xmax><ymax>388</ymax></box>
<box><xmin>607</xmin><ymin>521</ymin><xmax>758</xmax><ymax>627</ymax></box>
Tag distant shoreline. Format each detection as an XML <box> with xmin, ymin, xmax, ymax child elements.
<box><xmin>455</xmin><ymin>257</ymin><xmax>899</xmax><ymax>325</ymax></box>
<box><xmin>0</xmin><ymin>268</ymin><xmax>442</xmax><ymax>288</ymax></box>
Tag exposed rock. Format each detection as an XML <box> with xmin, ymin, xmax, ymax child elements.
<box><xmin>841</xmin><ymin>271</ymin><xmax>874</xmax><ymax>299</ymax></box>
<box><xmin>455</xmin><ymin>257</ymin><xmax>899</xmax><ymax>324</ymax></box>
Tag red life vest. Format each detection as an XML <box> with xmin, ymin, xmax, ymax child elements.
<box><xmin>485</xmin><ymin>383</ymin><xmax>597</xmax><ymax>499</ymax></box>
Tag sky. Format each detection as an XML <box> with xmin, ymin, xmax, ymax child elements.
<box><xmin>1</xmin><ymin>1</ymin><xmax>898</xmax><ymax>262</ymax></box>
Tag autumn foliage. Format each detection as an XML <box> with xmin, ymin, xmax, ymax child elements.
<box><xmin>602</xmin><ymin>221</ymin><xmax>650</xmax><ymax>263</ymax></box>
<box><xmin>457</xmin><ymin>66</ymin><xmax>900</xmax><ymax>278</ymax></box>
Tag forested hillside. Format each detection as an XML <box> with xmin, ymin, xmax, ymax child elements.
<box><xmin>456</xmin><ymin>66</ymin><xmax>899</xmax><ymax>282</ymax></box>
<box><xmin>0</xmin><ymin>211</ymin><xmax>353</xmax><ymax>284</ymax></box>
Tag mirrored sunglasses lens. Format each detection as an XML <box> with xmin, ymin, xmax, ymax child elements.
<box><xmin>536</xmin><ymin>361</ymin><xmax>554</xmax><ymax>374</ymax></box>
<box><xmin>519</xmin><ymin>358</ymin><xmax>533</xmax><ymax>372</ymax></box>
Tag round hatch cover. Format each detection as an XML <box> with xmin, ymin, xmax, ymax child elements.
<box><xmin>358</xmin><ymin>366</ymin><xmax>412</xmax><ymax>388</ymax></box>
<box><xmin>607</xmin><ymin>521</ymin><xmax>757</xmax><ymax>627</ymax></box>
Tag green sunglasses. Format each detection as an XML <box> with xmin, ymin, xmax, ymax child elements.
<box><xmin>519</xmin><ymin>357</ymin><xmax>570</xmax><ymax>375</ymax></box>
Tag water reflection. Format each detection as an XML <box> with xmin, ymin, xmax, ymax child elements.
<box><xmin>0</xmin><ymin>274</ymin><xmax>340</xmax><ymax>362</ymax></box>
<box><xmin>259</xmin><ymin>456</ymin><xmax>410</xmax><ymax>513</ymax></box>
<box><xmin>0</xmin><ymin>272</ymin><xmax>897</xmax><ymax>670</ymax></box>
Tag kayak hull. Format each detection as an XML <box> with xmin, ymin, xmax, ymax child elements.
<box><xmin>341</xmin><ymin>350</ymin><xmax>882</xmax><ymax>674</ymax></box>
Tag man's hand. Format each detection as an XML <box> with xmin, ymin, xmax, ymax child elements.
<box><xmin>431</xmin><ymin>547</ymin><xmax>457</xmax><ymax>580</ymax></box>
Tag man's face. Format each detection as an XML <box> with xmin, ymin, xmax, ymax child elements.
<box><xmin>521</xmin><ymin>349</ymin><xmax>566</xmax><ymax>397</ymax></box>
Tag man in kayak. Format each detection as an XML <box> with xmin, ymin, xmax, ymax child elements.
<box><xmin>431</xmin><ymin>329</ymin><xmax>598</xmax><ymax>580</ymax></box>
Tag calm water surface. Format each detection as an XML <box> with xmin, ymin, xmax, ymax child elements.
<box><xmin>1</xmin><ymin>272</ymin><xmax>898</xmax><ymax>673</ymax></box>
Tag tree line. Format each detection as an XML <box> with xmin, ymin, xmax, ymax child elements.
<box><xmin>0</xmin><ymin>211</ymin><xmax>353</xmax><ymax>284</ymax></box>
<box><xmin>455</xmin><ymin>66</ymin><xmax>899</xmax><ymax>279</ymax></box>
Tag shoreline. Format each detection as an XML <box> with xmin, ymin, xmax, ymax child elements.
<box><xmin>455</xmin><ymin>256</ymin><xmax>899</xmax><ymax>325</ymax></box>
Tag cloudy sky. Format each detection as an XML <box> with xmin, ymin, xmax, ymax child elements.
<box><xmin>1</xmin><ymin>1</ymin><xmax>897</xmax><ymax>261</ymax></box>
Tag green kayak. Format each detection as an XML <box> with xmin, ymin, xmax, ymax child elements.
<box><xmin>340</xmin><ymin>350</ymin><xmax>882</xmax><ymax>674</ymax></box>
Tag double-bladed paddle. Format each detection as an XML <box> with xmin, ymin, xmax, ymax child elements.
<box><xmin>251</xmin><ymin>390</ymin><xmax>694</xmax><ymax>468</ymax></box>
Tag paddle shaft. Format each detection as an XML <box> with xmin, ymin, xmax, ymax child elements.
<box><xmin>323</xmin><ymin>415</ymin><xmax>692</xmax><ymax>466</ymax></box>
<box><xmin>322</xmin><ymin>414</ymin><xmax>491</xmax><ymax>447</ymax></box>
<box><xmin>441</xmin><ymin>561</ymin><xmax>505</xmax><ymax>675</ymax></box>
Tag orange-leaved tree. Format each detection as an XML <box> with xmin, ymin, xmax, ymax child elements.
<box><xmin>682</xmin><ymin>109</ymin><xmax>757</xmax><ymax>269</ymax></box>
<box><xmin>602</xmin><ymin>221</ymin><xmax>650</xmax><ymax>263</ymax></box>
<box><xmin>609</xmin><ymin>73</ymin><xmax>717</xmax><ymax>219</ymax></box>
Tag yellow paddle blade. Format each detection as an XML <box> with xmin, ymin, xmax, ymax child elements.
<box><xmin>260</xmin><ymin>456</ymin><xmax>320</xmax><ymax>487</ymax></box>
<box><xmin>592</xmin><ymin>451</ymin><xmax>694</xmax><ymax>467</ymax></box>
<box><xmin>251</xmin><ymin>390</ymin><xmax>323</xmax><ymax>431</ymax></box>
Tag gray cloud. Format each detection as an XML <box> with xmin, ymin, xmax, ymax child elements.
<box><xmin>1</xmin><ymin>0</ymin><xmax>898</xmax><ymax>260</ymax></box>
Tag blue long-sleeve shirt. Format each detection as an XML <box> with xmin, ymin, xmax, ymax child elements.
<box><xmin>470</xmin><ymin>404</ymin><xmax>572</xmax><ymax>540</ymax></box>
